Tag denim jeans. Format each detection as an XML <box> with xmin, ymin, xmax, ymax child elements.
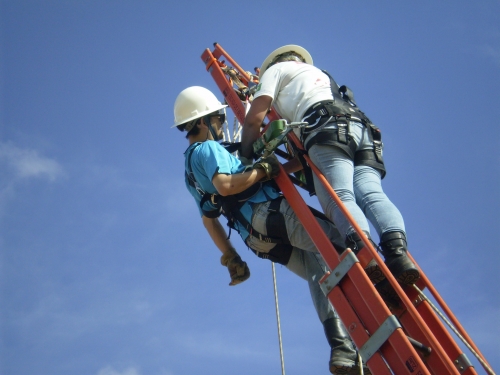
<box><xmin>308</xmin><ymin>121</ymin><xmax>406</xmax><ymax>240</ymax></box>
<box><xmin>246</xmin><ymin>199</ymin><xmax>344</xmax><ymax>322</ymax></box>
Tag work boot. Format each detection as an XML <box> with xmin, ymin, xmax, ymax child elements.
<box><xmin>323</xmin><ymin>317</ymin><xmax>372</xmax><ymax>375</ymax></box>
<box><xmin>345</xmin><ymin>232</ymin><xmax>385</xmax><ymax>284</ymax></box>
<box><xmin>379</xmin><ymin>231</ymin><xmax>420</xmax><ymax>285</ymax></box>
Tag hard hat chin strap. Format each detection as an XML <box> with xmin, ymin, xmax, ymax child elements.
<box><xmin>203</xmin><ymin>114</ymin><xmax>220</xmax><ymax>141</ymax></box>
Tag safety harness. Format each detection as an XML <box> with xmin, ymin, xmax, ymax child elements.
<box><xmin>185</xmin><ymin>142</ymin><xmax>294</xmax><ymax>265</ymax></box>
<box><xmin>300</xmin><ymin>70</ymin><xmax>386</xmax><ymax>178</ymax></box>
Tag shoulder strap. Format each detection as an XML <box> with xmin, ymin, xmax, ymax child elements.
<box><xmin>185</xmin><ymin>143</ymin><xmax>222</xmax><ymax>218</ymax></box>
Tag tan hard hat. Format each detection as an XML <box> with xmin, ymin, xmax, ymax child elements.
<box><xmin>259</xmin><ymin>45</ymin><xmax>313</xmax><ymax>77</ymax></box>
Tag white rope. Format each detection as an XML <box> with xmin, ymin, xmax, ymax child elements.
<box><xmin>358</xmin><ymin>352</ymin><xmax>364</xmax><ymax>375</ymax></box>
<box><xmin>272</xmin><ymin>263</ymin><xmax>286</xmax><ymax>375</ymax></box>
<box><xmin>412</xmin><ymin>285</ymin><xmax>495</xmax><ymax>375</ymax></box>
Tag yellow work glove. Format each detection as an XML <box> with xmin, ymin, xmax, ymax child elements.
<box><xmin>253</xmin><ymin>153</ymin><xmax>280</xmax><ymax>181</ymax></box>
<box><xmin>220</xmin><ymin>248</ymin><xmax>250</xmax><ymax>286</ymax></box>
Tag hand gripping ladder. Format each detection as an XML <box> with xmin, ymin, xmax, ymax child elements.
<box><xmin>201</xmin><ymin>43</ymin><xmax>495</xmax><ymax>375</ymax></box>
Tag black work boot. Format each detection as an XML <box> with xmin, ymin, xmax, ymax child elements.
<box><xmin>379</xmin><ymin>231</ymin><xmax>420</xmax><ymax>285</ymax></box>
<box><xmin>323</xmin><ymin>318</ymin><xmax>372</xmax><ymax>375</ymax></box>
<box><xmin>345</xmin><ymin>232</ymin><xmax>385</xmax><ymax>284</ymax></box>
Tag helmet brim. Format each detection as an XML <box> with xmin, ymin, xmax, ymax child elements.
<box><xmin>259</xmin><ymin>45</ymin><xmax>313</xmax><ymax>78</ymax></box>
<box><xmin>172</xmin><ymin>104</ymin><xmax>228</xmax><ymax>128</ymax></box>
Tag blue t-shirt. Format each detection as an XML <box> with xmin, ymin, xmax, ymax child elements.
<box><xmin>184</xmin><ymin>141</ymin><xmax>279</xmax><ymax>240</ymax></box>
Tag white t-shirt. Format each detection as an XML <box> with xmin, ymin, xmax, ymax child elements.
<box><xmin>254</xmin><ymin>61</ymin><xmax>333</xmax><ymax>122</ymax></box>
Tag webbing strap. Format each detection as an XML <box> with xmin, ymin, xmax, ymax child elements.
<box><xmin>225</xmin><ymin>196</ymin><xmax>285</xmax><ymax>244</ymax></box>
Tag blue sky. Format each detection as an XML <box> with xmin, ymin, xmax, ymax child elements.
<box><xmin>1</xmin><ymin>1</ymin><xmax>499</xmax><ymax>375</ymax></box>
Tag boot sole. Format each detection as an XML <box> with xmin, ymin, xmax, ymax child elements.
<box><xmin>386</xmin><ymin>257</ymin><xmax>421</xmax><ymax>286</ymax></box>
<box><xmin>375</xmin><ymin>280</ymin><xmax>401</xmax><ymax>309</ymax></box>
<box><xmin>364</xmin><ymin>260</ymin><xmax>386</xmax><ymax>284</ymax></box>
<box><xmin>330</xmin><ymin>363</ymin><xmax>372</xmax><ymax>375</ymax></box>
<box><xmin>396</xmin><ymin>268</ymin><xmax>420</xmax><ymax>286</ymax></box>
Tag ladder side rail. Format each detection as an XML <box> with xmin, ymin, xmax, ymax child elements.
<box><xmin>212</xmin><ymin>43</ymin><xmax>253</xmax><ymax>85</ymax></box>
<box><xmin>407</xmin><ymin>254</ymin><xmax>493</xmax><ymax>374</ymax></box>
<box><xmin>202</xmin><ymin>49</ymin><xmax>249</xmax><ymax>130</ymax></box>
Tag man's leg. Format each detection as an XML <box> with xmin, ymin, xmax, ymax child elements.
<box><xmin>353</xmin><ymin>164</ymin><xmax>405</xmax><ymax>236</ymax></box>
<box><xmin>308</xmin><ymin>144</ymin><xmax>371</xmax><ymax>238</ymax></box>
<box><xmin>354</xmin><ymin>165</ymin><xmax>419</xmax><ymax>285</ymax></box>
<box><xmin>286</xmin><ymin>248</ymin><xmax>371</xmax><ymax>375</ymax></box>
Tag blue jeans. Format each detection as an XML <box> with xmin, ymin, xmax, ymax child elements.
<box><xmin>308</xmin><ymin>121</ymin><xmax>405</xmax><ymax>240</ymax></box>
<box><xmin>246</xmin><ymin>199</ymin><xmax>344</xmax><ymax>323</ymax></box>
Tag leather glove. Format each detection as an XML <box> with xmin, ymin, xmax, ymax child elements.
<box><xmin>253</xmin><ymin>153</ymin><xmax>280</xmax><ymax>181</ymax></box>
<box><xmin>220</xmin><ymin>248</ymin><xmax>250</xmax><ymax>286</ymax></box>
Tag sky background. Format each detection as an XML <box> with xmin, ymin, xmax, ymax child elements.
<box><xmin>1</xmin><ymin>1</ymin><xmax>499</xmax><ymax>375</ymax></box>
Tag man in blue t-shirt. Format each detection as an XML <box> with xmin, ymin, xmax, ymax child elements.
<box><xmin>173</xmin><ymin>86</ymin><xmax>371</xmax><ymax>375</ymax></box>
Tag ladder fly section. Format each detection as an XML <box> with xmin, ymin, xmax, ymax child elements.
<box><xmin>201</xmin><ymin>43</ymin><xmax>495</xmax><ymax>375</ymax></box>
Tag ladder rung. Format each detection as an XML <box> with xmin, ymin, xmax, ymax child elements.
<box><xmin>359</xmin><ymin>315</ymin><xmax>401</xmax><ymax>361</ymax></box>
<box><xmin>319</xmin><ymin>251</ymin><xmax>358</xmax><ymax>296</ymax></box>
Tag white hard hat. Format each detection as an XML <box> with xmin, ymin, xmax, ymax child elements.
<box><xmin>172</xmin><ymin>86</ymin><xmax>227</xmax><ymax>128</ymax></box>
<box><xmin>259</xmin><ymin>45</ymin><xmax>313</xmax><ymax>78</ymax></box>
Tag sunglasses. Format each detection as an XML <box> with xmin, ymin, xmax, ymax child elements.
<box><xmin>210</xmin><ymin>113</ymin><xmax>226</xmax><ymax>123</ymax></box>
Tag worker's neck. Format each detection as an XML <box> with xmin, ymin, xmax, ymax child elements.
<box><xmin>188</xmin><ymin>131</ymin><xmax>212</xmax><ymax>145</ymax></box>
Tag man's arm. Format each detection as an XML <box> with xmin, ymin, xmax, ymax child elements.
<box><xmin>211</xmin><ymin>168</ymin><xmax>266</xmax><ymax>196</ymax></box>
<box><xmin>202</xmin><ymin>215</ymin><xmax>250</xmax><ymax>286</ymax></box>
<box><xmin>241</xmin><ymin>95</ymin><xmax>273</xmax><ymax>159</ymax></box>
<box><xmin>202</xmin><ymin>215</ymin><xmax>236</xmax><ymax>254</ymax></box>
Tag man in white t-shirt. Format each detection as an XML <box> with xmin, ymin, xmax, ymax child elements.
<box><xmin>241</xmin><ymin>45</ymin><xmax>420</xmax><ymax>297</ymax></box>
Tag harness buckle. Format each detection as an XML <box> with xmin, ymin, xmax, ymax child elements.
<box><xmin>210</xmin><ymin>194</ymin><xmax>218</xmax><ymax>205</ymax></box>
<box><xmin>337</xmin><ymin>121</ymin><xmax>348</xmax><ymax>144</ymax></box>
<box><xmin>317</xmin><ymin>107</ymin><xmax>328</xmax><ymax>116</ymax></box>
<box><xmin>373</xmin><ymin>140</ymin><xmax>383</xmax><ymax>162</ymax></box>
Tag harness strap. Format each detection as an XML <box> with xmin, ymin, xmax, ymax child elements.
<box><xmin>300</xmin><ymin>70</ymin><xmax>386</xmax><ymax>177</ymax></box>
<box><xmin>305</xmin><ymin>128</ymin><xmax>357</xmax><ymax>159</ymax></box>
<box><xmin>368</xmin><ymin>123</ymin><xmax>384</xmax><ymax>163</ymax></box>
<box><xmin>222</xmin><ymin>195</ymin><xmax>285</xmax><ymax>244</ymax></box>
<box><xmin>265</xmin><ymin>197</ymin><xmax>291</xmax><ymax>245</ymax></box>
<box><xmin>354</xmin><ymin>150</ymin><xmax>387</xmax><ymax>179</ymax></box>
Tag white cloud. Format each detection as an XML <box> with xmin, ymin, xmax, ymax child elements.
<box><xmin>0</xmin><ymin>141</ymin><xmax>64</xmax><ymax>181</ymax></box>
<box><xmin>96</xmin><ymin>366</ymin><xmax>142</xmax><ymax>375</ymax></box>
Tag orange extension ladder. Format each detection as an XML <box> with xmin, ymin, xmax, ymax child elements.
<box><xmin>200</xmin><ymin>43</ymin><xmax>495</xmax><ymax>375</ymax></box>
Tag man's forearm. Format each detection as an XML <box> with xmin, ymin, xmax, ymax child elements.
<box><xmin>241</xmin><ymin>95</ymin><xmax>273</xmax><ymax>159</ymax></box>
<box><xmin>202</xmin><ymin>216</ymin><xmax>234</xmax><ymax>253</ymax></box>
<box><xmin>241</xmin><ymin>121</ymin><xmax>261</xmax><ymax>159</ymax></box>
<box><xmin>212</xmin><ymin>168</ymin><xmax>266</xmax><ymax>196</ymax></box>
